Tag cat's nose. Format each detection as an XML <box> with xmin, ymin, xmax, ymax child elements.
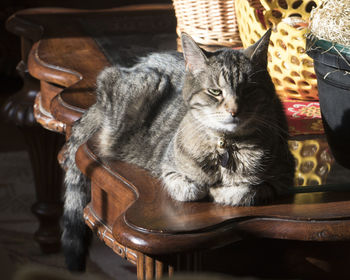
<box><xmin>225</xmin><ymin>107</ymin><xmax>237</xmax><ymax>117</ymax></box>
<box><xmin>224</xmin><ymin>98</ymin><xmax>238</xmax><ymax>118</ymax></box>
<box><xmin>224</xmin><ymin>100</ymin><xmax>238</xmax><ymax>117</ymax></box>
<box><xmin>229</xmin><ymin>110</ymin><xmax>237</xmax><ymax>117</ymax></box>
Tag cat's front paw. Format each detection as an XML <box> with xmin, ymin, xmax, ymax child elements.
<box><xmin>209</xmin><ymin>184</ymin><xmax>275</xmax><ymax>206</ymax></box>
<box><xmin>169</xmin><ymin>183</ymin><xmax>207</xmax><ymax>202</ymax></box>
<box><xmin>209</xmin><ymin>185</ymin><xmax>250</xmax><ymax>206</ymax></box>
<box><xmin>162</xmin><ymin>173</ymin><xmax>207</xmax><ymax>202</ymax></box>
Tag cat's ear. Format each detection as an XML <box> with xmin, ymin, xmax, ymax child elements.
<box><xmin>243</xmin><ymin>29</ymin><xmax>272</xmax><ymax>68</ymax></box>
<box><xmin>181</xmin><ymin>33</ymin><xmax>208</xmax><ymax>73</ymax></box>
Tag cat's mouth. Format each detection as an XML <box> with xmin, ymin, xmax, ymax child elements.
<box><xmin>221</xmin><ymin>117</ymin><xmax>239</xmax><ymax>126</ymax></box>
<box><xmin>219</xmin><ymin>118</ymin><xmax>240</xmax><ymax>132</ymax></box>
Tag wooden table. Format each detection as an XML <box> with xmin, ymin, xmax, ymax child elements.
<box><xmin>6</xmin><ymin>5</ymin><xmax>350</xmax><ymax>279</ymax></box>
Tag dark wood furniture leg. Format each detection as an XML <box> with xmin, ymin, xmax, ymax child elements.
<box><xmin>26</xmin><ymin>125</ymin><xmax>64</xmax><ymax>253</ymax></box>
<box><xmin>1</xmin><ymin>35</ymin><xmax>63</xmax><ymax>253</ymax></box>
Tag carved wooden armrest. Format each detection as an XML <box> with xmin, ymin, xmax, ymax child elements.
<box><xmin>76</xmin><ymin>139</ymin><xmax>350</xmax><ymax>258</ymax></box>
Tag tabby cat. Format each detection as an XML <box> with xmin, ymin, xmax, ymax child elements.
<box><xmin>62</xmin><ymin>29</ymin><xmax>295</xmax><ymax>271</ymax></box>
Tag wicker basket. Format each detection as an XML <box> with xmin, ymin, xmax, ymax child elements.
<box><xmin>173</xmin><ymin>0</ymin><xmax>243</xmax><ymax>50</ymax></box>
<box><xmin>235</xmin><ymin>0</ymin><xmax>320</xmax><ymax>101</ymax></box>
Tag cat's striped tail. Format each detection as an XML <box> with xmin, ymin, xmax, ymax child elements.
<box><xmin>62</xmin><ymin>103</ymin><xmax>102</xmax><ymax>271</ymax></box>
<box><xmin>62</xmin><ymin>66</ymin><xmax>121</xmax><ymax>271</ymax></box>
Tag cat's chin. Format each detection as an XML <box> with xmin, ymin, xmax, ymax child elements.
<box><xmin>207</xmin><ymin>122</ymin><xmax>238</xmax><ymax>133</ymax></box>
<box><xmin>220</xmin><ymin>123</ymin><xmax>238</xmax><ymax>133</ymax></box>
<box><xmin>195</xmin><ymin>117</ymin><xmax>238</xmax><ymax>133</ymax></box>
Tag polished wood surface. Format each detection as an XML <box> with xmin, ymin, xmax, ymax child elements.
<box><xmin>76</xmin><ymin>140</ymin><xmax>350</xmax><ymax>256</ymax></box>
<box><xmin>10</xmin><ymin>5</ymin><xmax>350</xmax><ymax>278</ymax></box>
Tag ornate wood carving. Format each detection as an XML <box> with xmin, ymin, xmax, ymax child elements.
<box><xmin>84</xmin><ymin>205</ymin><xmax>138</xmax><ymax>264</ymax></box>
<box><xmin>85</xmin><ymin>204</ymin><xmax>206</xmax><ymax>279</ymax></box>
<box><xmin>34</xmin><ymin>92</ymin><xmax>66</xmax><ymax>133</ymax></box>
<box><xmin>2</xmin><ymin>60</ymin><xmax>38</xmax><ymax>127</ymax></box>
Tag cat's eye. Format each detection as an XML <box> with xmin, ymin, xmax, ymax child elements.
<box><xmin>208</xmin><ymin>89</ymin><xmax>222</xmax><ymax>96</ymax></box>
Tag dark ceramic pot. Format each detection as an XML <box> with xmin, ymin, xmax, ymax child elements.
<box><xmin>307</xmin><ymin>40</ymin><xmax>350</xmax><ymax>169</ymax></box>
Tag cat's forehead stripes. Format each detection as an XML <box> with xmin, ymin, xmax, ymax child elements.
<box><xmin>219</xmin><ymin>66</ymin><xmax>237</xmax><ymax>89</ymax></box>
<box><xmin>218</xmin><ymin>71</ymin><xmax>227</xmax><ymax>88</ymax></box>
<box><xmin>217</xmin><ymin>50</ymin><xmax>246</xmax><ymax>89</ymax></box>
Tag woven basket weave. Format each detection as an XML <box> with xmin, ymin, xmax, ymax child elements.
<box><xmin>235</xmin><ymin>0</ymin><xmax>320</xmax><ymax>101</ymax></box>
<box><xmin>289</xmin><ymin>138</ymin><xmax>333</xmax><ymax>186</ymax></box>
<box><xmin>173</xmin><ymin>0</ymin><xmax>244</xmax><ymax>50</ymax></box>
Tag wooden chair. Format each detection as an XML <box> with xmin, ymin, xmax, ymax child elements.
<box><xmin>6</xmin><ymin>5</ymin><xmax>350</xmax><ymax>279</ymax></box>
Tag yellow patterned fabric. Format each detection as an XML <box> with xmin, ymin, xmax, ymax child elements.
<box><xmin>283</xmin><ymin>100</ymin><xmax>323</xmax><ymax>136</ymax></box>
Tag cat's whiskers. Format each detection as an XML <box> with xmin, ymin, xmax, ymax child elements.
<box><xmin>251</xmin><ymin>118</ymin><xmax>290</xmax><ymax>144</ymax></box>
<box><xmin>243</xmin><ymin>112</ymin><xmax>289</xmax><ymax>135</ymax></box>
<box><xmin>248</xmin><ymin>69</ymin><xmax>267</xmax><ymax>79</ymax></box>
<box><xmin>235</xmin><ymin>111</ymin><xmax>289</xmax><ymax>146</ymax></box>
<box><xmin>255</xmin><ymin>118</ymin><xmax>289</xmax><ymax>137</ymax></box>
<box><xmin>204</xmin><ymin>112</ymin><xmax>232</xmax><ymax>122</ymax></box>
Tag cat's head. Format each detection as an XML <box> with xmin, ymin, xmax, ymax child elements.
<box><xmin>181</xmin><ymin>30</ymin><xmax>274</xmax><ymax>134</ymax></box>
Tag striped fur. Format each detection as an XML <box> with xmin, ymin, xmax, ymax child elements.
<box><xmin>62</xmin><ymin>31</ymin><xmax>295</xmax><ymax>270</ymax></box>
